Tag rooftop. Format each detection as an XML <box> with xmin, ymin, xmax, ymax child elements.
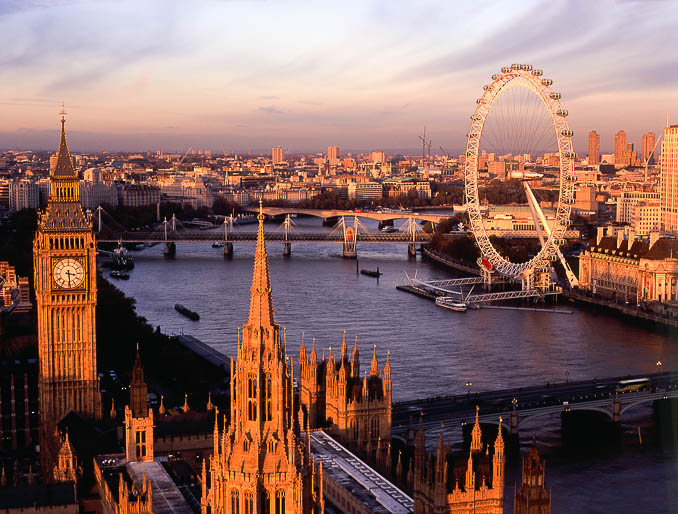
<box><xmin>95</xmin><ymin>456</ymin><xmax>193</xmax><ymax>514</ymax></box>
<box><xmin>310</xmin><ymin>431</ymin><xmax>413</xmax><ymax>514</ymax></box>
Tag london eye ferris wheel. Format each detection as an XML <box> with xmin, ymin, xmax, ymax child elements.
<box><xmin>463</xmin><ymin>64</ymin><xmax>578</xmax><ymax>287</ymax></box>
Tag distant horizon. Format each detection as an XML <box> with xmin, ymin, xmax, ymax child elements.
<box><xmin>0</xmin><ymin>124</ymin><xmax>668</xmax><ymax>157</ymax></box>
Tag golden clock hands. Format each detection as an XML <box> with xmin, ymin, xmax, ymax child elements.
<box><xmin>65</xmin><ymin>269</ymin><xmax>74</xmax><ymax>287</ymax></box>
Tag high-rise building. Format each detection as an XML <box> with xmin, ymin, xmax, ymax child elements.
<box><xmin>33</xmin><ymin>109</ymin><xmax>102</xmax><ymax>480</ymax></box>
<box><xmin>642</xmin><ymin>132</ymin><xmax>656</xmax><ymax>164</ymax></box>
<box><xmin>202</xmin><ymin>204</ymin><xmax>324</xmax><ymax>514</ymax></box>
<box><xmin>588</xmin><ymin>130</ymin><xmax>600</xmax><ymax>165</ymax></box>
<box><xmin>660</xmin><ymin>125</ymin><xmax>678</xmax><ymax>233</ymax></box>
<box><xmin>327</xmin><ymin>146</ymin><xmax>340</xmax><ymax>161</ymax></box>
<box><xmin>272</xmin><ymin>146</ymin><xmax>284</xmax><ymax>165</ymax></box>
<box><xmin>8</xmin><ymin>179</ymin><xmax>39</xmax><ymax>211</ymax></box>
<box><xmin>614</xmin><ymin>130</ymin><xmax>627</xmax><ymax>166</ymax></box>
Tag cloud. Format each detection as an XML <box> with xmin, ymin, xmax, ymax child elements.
<box><xmin>258</xmin><ymin>95</ymin><xmax>279</xmax><ymax>100</ymax></box>
<box><xmin>258</xmin><ymin>105</ymin><xmax>284</xmax><ymax>115</ymax></box>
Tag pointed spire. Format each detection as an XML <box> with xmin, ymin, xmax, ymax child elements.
<box><xmin>370</xmin><ymin>344</ymin><xmax>378</xmax><ymax>376</ymax></box>
<box><xmin>207</xmin><ymin>392</ymin><xmax>213</xmax><ymax>411</ymax></box>
<box><xmin>310</xmin><ymin>337</ymin><xmax>317</xmax><ymax>364</ymax></box>
<box><xmin>471</xmin><ymin>405</ymin><xmax>482</xmax><ymax>453</ymax></box>
<box><xmin>246</xmin><ymin>199</ymin><xmax>275</xmax><ymax>328</ymax></box>
<box><xmin>183</xmin><ymin>393</ymin><xmax>190</xmax><ymax>412</ymax></box>
<box><xmin>495</xmin><ymin>417</ymin><xmax>504</xmax><ymax>451</ymax></box>
<box><xmin>109</xmin><ymin>398</ymin><xmax>116</xmax><ymax>419</ymax></box>
<box><xmin>53</xmin><ymin>103</ymin><xmax>77</xmax><ymax>178</ymax></box>
<box><xmin>159</xmin><ymin>395</ymin><xmax>165</xmax><ymax>415</ymax></box>
<box><xmin>340</xmin><ymin>330</ymin><xmax>347</xmax><ymax>361</ymax></box>
<box><xmin>351</xmin><ymin>336</ymin><xmax>360</xmax><ymax>378</ymax></box>
<box><xmin>384</xmin><ymin>349</ymin><xmax>391</xmax><ymax>374</ymax></box>
<box><xmin>363</xmin><ymin>371</ymin><xmax>369</xmax><ymax>398</ymax></box>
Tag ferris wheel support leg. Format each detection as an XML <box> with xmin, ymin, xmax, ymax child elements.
<box><xmin>523</xmin><ymin>182</ymin><xmax>579</xmax><ymax>288</ymax></box>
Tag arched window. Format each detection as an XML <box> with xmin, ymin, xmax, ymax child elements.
<box><xmin>231</xmin><ymin>490</ymin><xmax>240</xmax><ymax>514</ymax></box>
<box><xmin>261</xmin><ymin>490</ymin><xmax>271</xmax><ymax>514</ymax></box>
<box><xmin>275</xmin><ymin>490</ymin><xmax>285</xmax><ymax>514</ymax></box>
<box><xmin>266</xmin><ymin>375</ymin><xmax>272</xmax><ymax>421</ymax></box>
<box><xmin>247</xmin><ymin>375</ymin><xmax>257</xmax><ymax>421</ymax></box>
<box><xmin>244</xmin><ymin>491</ymin><xmax>253</xmax><ymax>514</ymax></box>
<box><xmin>371</xmin><ymin>417</ymin><xmax>379</xmax><ymax>438</ymax></box>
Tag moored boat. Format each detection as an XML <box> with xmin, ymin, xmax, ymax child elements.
<box><xmin>360</xmin><ymin>267</ymin><xmax>382</xmax><ymax>278</ymax></box>
<box><xmin>175</xmin><ymin>303</ymin><xmax>200</xmax><ymax>321</ymax></box>
<box><xmin>435</xmin><ymin>297</ymin><xmax>468</xmax><ymax>312</ymax></box>
<box><xmin>110</xmin><ymin>270</ymin><xmax>130</xmax><ymax>280</ymax></box>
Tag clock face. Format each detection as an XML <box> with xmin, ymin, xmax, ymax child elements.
<box><xmin>53</xmin><ymin>258</ymin><xmax>85</xmax><ymax>289</ymax></box>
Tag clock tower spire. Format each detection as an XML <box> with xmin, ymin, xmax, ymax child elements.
<box><xmin>33</xmin><ymin>107</ymin><xmax>101</xmax><ymax>481</ymax></box>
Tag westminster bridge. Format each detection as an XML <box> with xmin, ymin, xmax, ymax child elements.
<box><xmin>392</xmin><ymin>370</ymin><xmax>678</xmax><ymax>447</ymax></box>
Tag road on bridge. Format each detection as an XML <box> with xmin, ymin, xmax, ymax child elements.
<box><xmin>393</xmin><ymin>370</ymin><xmax>678</xmax><ymax>435</ymax></box>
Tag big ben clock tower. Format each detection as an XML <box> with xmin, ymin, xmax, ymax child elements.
<box><xmin>33</xmin><ymin>106</ymin><xmax>101</xmax><ymax>479</ymax></box>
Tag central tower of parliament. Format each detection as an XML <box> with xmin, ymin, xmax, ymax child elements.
<box><xmin>201</xmin><ymin>205</ymin><xmax>323</xmax><ymax>514</ymax></box>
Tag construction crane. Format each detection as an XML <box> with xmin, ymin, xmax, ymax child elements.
<box><xmin>419</xmin><ymin>126</ymin><xmax>432</xmax><ymax>167</ymax></box>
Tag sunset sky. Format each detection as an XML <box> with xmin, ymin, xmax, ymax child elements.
<box><xmin>1</xmin><ymin>0</ymin><xmax>676</xmax><ymax>154</ymax></box>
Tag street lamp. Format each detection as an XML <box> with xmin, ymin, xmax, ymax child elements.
<box><xmin>657</xmin><ymin>360</ymin><xmax>663</xmax><ymax>375</ymax></box>
<box><xmin>465</xmin><ymin>381</ymin><xmax>472</xmax><ymax>397</ymax></box>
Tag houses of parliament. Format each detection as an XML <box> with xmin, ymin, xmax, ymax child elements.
<box><xmin>0</xmin><ymin>111</ymin><xmax>553</xmax><ymax>513</ymax></box>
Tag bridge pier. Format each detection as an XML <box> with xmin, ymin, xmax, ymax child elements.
<box><xmin>223</xmin><ymin>242</ymin><xmax>233</xmax><ymax>258</ymax></box>
<box><xmin>612</xmin><ymin>395</ymin><xmax>621</xmax><ymax>423</ymax></box>
<box><xmin>164</xmin><ymin>242</ymin><xmax>176</xmax><ymax>259</ymax></box>
<box><xmin>283</xmin><ymin>242</ymin><xmax>291</xmax><ymax>257</ymax></box>
<box><xmin>408</xmin><ymin>243</ymin><xmax>417</xmax><ymax>258</ymax></box>
<box><xmin>343</xmin><ymin>242</ymin><xmax>357</xmax><ymax>259</ymax></box>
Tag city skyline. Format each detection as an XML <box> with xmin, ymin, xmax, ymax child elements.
<box><xmin>1</xmin><ymin>0</ymin><xmax>676</xmax><ymax>153</ymax></box>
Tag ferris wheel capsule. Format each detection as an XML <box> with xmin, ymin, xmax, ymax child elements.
<box><xmin>564</xmin><ymin>174</ymin><xmax>578</xmax><ymax>182</ymax></box>
<box><xmin>563</xmin><ymin>197</ymin><xmax>576</xmax><ymax>205</ymax></box>
<box><xmin>471</xmin><ymin>114</ymin><xmax>482</xmax><ymax>121</ymax></box>
<box><xmin>491</xmin><ymin>74</ymin><xmax>501</xmax><ymax>80</ymax></box>
<box><xmin>511</xmin><ymin>63</ymin><xmax>521</xmax><ymax>70</ymax></box>
<box><xmin>522</xmin><ymin>64</ymin><xmax>533</xmax><ymax>71</ymax></box>
<box><xmin>532</xmin><ymin>69</ymin><xmax>543</xmax><ymax>76</ymax></box>
<box><xmin>561</xmin><ymin>130</ymin><xmax>574</xmax><ymax>137</ymax></box>
<box><xmin>550</xmin><ymin>92</ymin><xmax>562</xmax><ymax>100</ymax></box>
<box><xmin>556</xmin><ymin>109</ymin><xmax>568</xmax><ymax>117</ymax></box>
<box><xmin>476</xmin><ymin>98</ymin><xmax>485</xmax><ymax>104</ymax></box>
<box><xmin>541</xmin><ymin>78</ymin><xmax>553</xmax><ymax>86</ymax></box>
<box><xmin>501</xmin><ymin>66</ymin><xmax>511</xmax><ymax>74</ymax></box>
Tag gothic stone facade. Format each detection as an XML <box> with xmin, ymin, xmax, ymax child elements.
<box><xmin>413</xmin><ymin>408</ymin><xmax>505</xmax><ymax>514</ymax></box>
<box><xmin>33</xmin><ymin>112</ymin><xmax>101</xmax><ymax>479</ymax></box>
<box><xmin>298</xmin><ymin>334</ymin><xmax>392</xmax><ymax>455</ymax></box>
<box><xmin>201</xmin><ymin>207</ymin><xmax>323</xmax><ymax>514</ymax></box>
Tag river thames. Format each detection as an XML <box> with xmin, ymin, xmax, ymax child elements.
<box><xmin>110</xmin><ymin>217</ymin><xmax>678</xmax><ymax>513</ymax></box>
